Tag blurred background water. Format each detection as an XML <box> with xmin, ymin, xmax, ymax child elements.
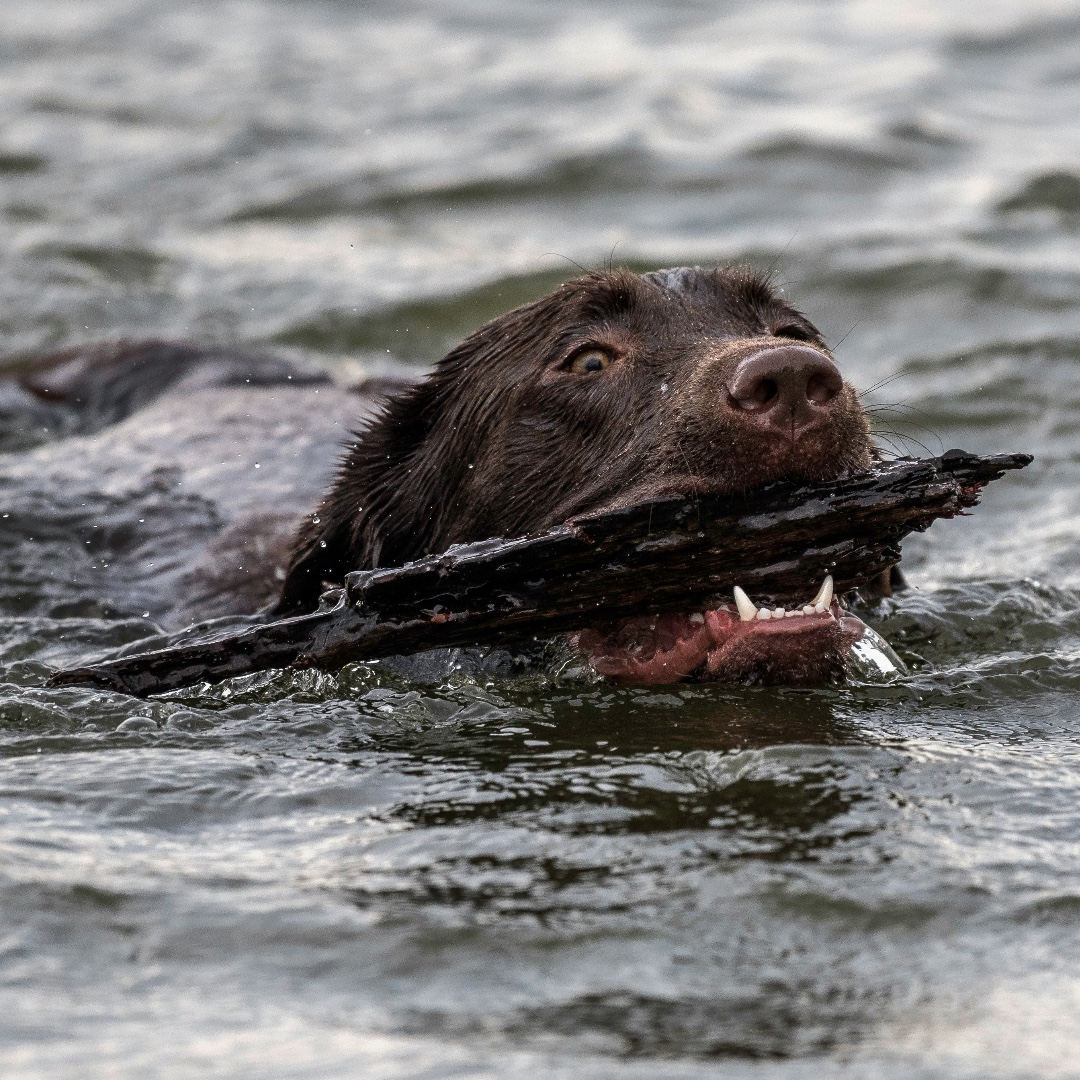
<box><xmin>2</xmin><ymin>0</ymin><xmax>1080</xmax><ymax>1076</ymax></box>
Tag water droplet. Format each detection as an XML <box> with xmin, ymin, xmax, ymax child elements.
<box><xmin>116</xmin><ymin>716</ymin><xmax>157</xmax><ymax>733</ymax></box>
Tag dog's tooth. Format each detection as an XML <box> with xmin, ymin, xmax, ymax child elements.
<box><xmin>757</xmin><ymin>608</ymin><xmax>772</xmax><ymax>620</ymax></box>
<box><xmin>773</xmin><ymin>607</ymin><xmax>785</xmax><ymax>618</ymax></box>
<box><xmin>811</xmin><ymin>574</ymin><xmax>834</xmax><ymax>610</ymax></box>
<box><xmin>689</xmin><ymin>612</ymin><xmax>705</xmax><ymax>625</ymax></box>
<box><xmin>802</xmin><ymin>605</ymin><xmax>815</xmax><ymax>616</ymax></box>
<box><xmin>733</xmin><ymin>586</ymin><xmax>758</xmax><ymax>622</ymax></box>
<box><xmin>785</xmin><ymin>609</ymin><xmax>798</xmax><ymax>618</ymax></box>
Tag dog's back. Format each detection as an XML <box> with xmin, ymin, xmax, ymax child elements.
<box><xmin>0</xmin><ymin>340</ymin><xmax>396</xmax><ymax>626</ymax></box>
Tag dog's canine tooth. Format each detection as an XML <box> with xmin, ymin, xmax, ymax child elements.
<box><xmin>733</xmin><ymin>586</ymin><xmax>758</xmax><ymax>622</ymax></box>
<box><xmin>811</xmin><ymin>574</ymin><xmax>834</xmax><ymax>611</ymax></box>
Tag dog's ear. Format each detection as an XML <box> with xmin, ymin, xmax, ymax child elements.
<box><xmin>273</xmin><ymin>375</ymin><xmax>454</xmax><ymax>615</ymax></box>
<box><xmin>274</xmin><ymin>284</ymin><xmax>571</xmax><ymax>615</ymax></box>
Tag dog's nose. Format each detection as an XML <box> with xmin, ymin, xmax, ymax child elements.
<box><xmin>726</xmin><ymin>345</ymin><xmax>843</xmax><ymax>437</ymax></box>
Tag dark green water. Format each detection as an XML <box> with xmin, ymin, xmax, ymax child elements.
<box><xmin>1</xmin><ymin>1</ymin><xmax>1079</xmax><ymax>1076</ymax></box>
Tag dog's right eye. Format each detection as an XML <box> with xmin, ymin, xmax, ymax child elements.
<box><xmin>568</xmin><ymin>348</ymin><xmax>614</xmax><ymax>374</ymax></box>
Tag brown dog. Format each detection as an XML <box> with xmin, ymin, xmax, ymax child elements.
<box><xmin>1</xmin><ymin>265</ymin><xmax>885</xmax><ymax>682</ymax></box>
<box><xmin>276</xmin><ymin>266</ymin><xmax>878</xmax><ymax>685</ymax></box>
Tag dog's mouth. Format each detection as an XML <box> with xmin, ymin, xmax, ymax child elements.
<box><xmin>570</xmin><ymin>575</ymin><xmax>893</xmax><ymax>686</ymax></box>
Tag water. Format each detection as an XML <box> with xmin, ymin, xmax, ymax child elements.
<box><xmin>1</xmin><ymin>0</ymin><xmax>1080</xmax><ymax>1075</ymax></box>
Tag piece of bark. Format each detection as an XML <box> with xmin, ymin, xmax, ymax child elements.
<box><xmin>50</xmin><ymin>450</ymin><xmax>1031</xmax><ymax>697</ymax></box>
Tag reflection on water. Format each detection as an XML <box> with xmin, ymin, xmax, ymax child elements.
<box><xmin>2</xmin><ymin>0</ymin><xmax>1080</xmax><ymax>1076</ymax></box>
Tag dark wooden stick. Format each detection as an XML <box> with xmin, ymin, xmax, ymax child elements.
<box><xmin>49</xmin><ymin>450</ymin><xmax>1031</xmax><ymax>697</ymax></box>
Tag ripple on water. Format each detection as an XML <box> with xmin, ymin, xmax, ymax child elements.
<box><xmin>1</xmin><ymin>0</ymin><xmax>1080</xmax><ymax>1075</ymax></box>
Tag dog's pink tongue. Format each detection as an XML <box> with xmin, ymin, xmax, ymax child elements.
<box><xmin>572</xmin><ymin>606</ymin><xmax>867</xmax><ymax>685</ymax></box>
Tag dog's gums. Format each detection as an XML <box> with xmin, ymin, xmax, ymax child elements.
<box><xmin>572</xmin><ymin>577</ymin><xmax>867</xmax><ymax>686</ymax></box>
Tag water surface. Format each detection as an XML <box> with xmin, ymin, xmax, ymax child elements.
<box><xmin>2</xmin><ymin>1</ymin><xmax>1080</xmax><ymax>1076</ymax></box>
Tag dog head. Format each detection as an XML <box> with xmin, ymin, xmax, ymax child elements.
<box><xmin>277</xmin><ymin>266</ymin><xmax>872</xmax><ymax>615</ymax></box>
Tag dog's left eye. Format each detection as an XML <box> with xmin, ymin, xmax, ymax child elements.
<box><xmin>568</xmin><ymin>348</ymin><xmax>614</xmax><ymax>374</ymax></box>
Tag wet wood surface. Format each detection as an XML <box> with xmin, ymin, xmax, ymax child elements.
<box><xmin>50</xmin><ymin>450</ymin><xmax>1031</xmax><ymax>697</ymax></box>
